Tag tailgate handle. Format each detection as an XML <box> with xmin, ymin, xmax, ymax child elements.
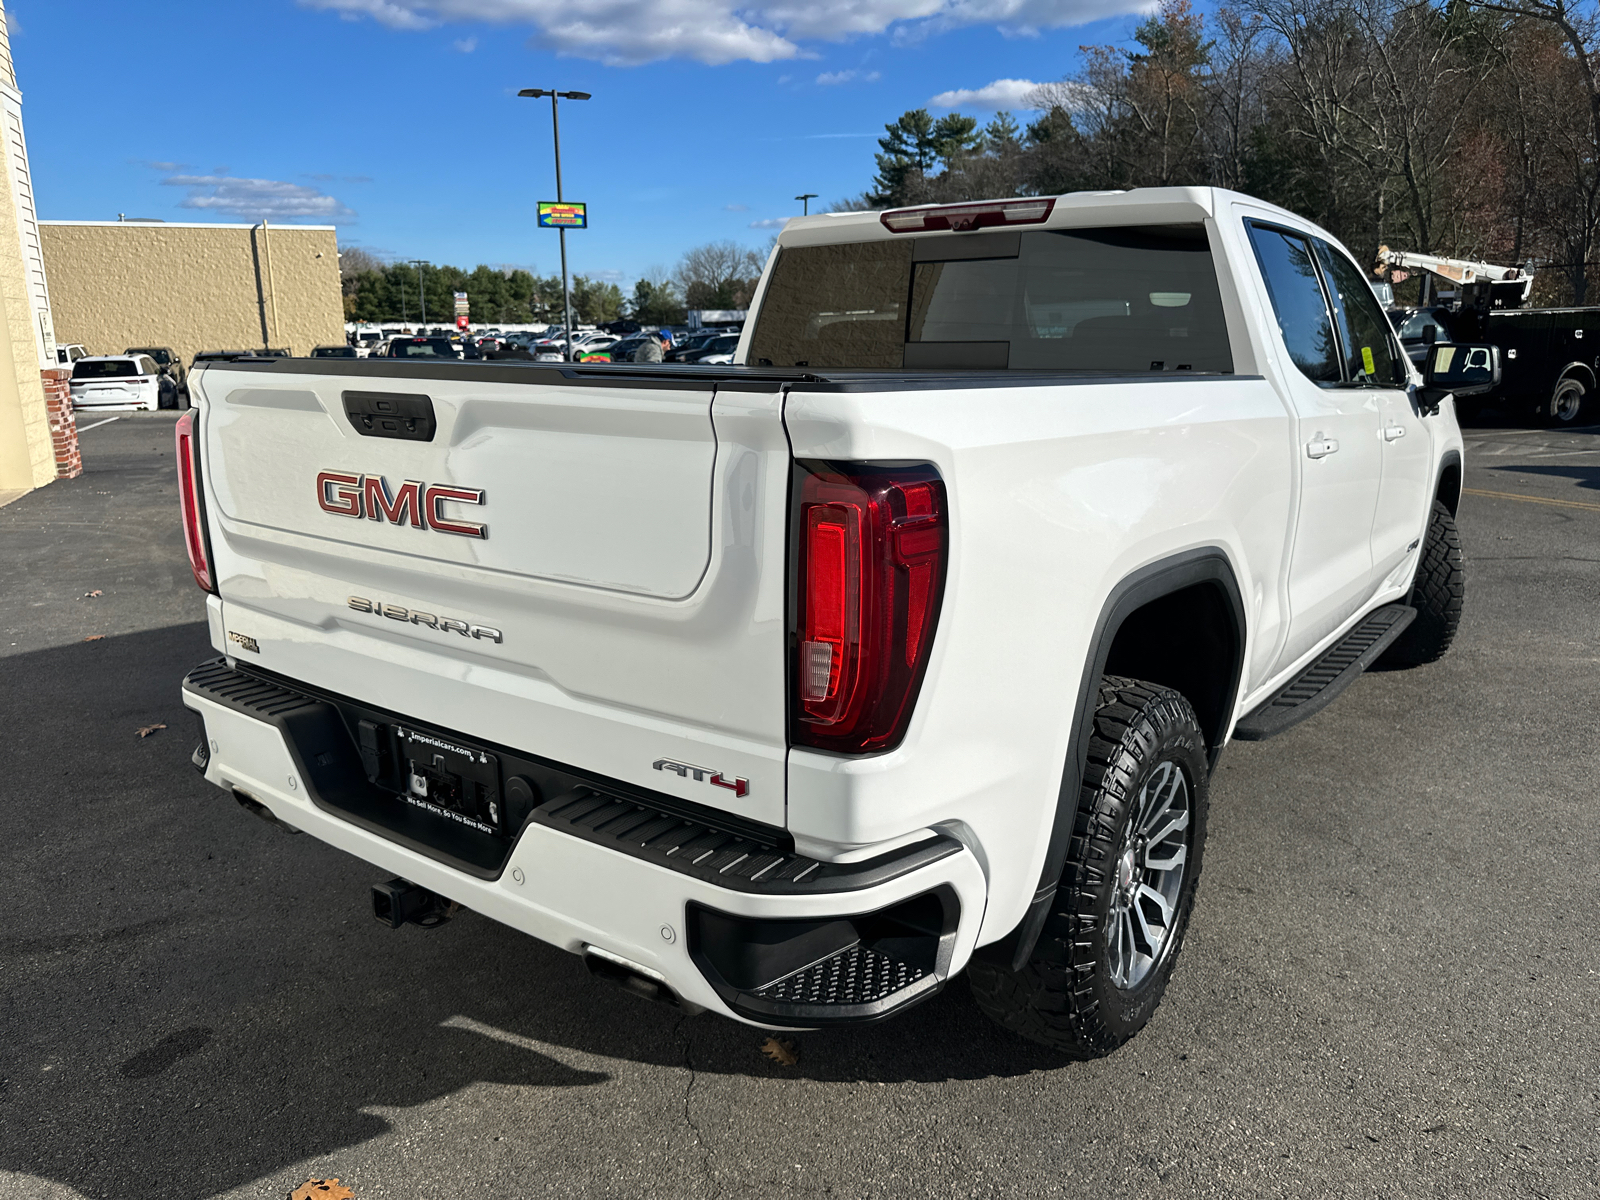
<box><xmin>342</xmin><ymin>391</ymin><xmax>436</xmax><ymax>442</ymax></box>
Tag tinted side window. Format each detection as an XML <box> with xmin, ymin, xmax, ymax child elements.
<box><xmin>1314</xmin><ymin>241</ymin><xmax>1405</xmax><ymax>386</ymax></box>
<box><xmin>1246</xmin><ymin>224</ymin><xmax>1341</xmax><ymax>385</ymax></box>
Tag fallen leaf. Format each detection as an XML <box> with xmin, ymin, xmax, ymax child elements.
<box><xmin>759</xmin><ymin>1036</ymin><xmax>799</xmax><ymax>1067</ymax></box>
<box><xmin>289</xmin><ymin>1181</ymin><xmax>354</xmax><ymax>1200</ymax></box>
<box><xmin>135</xmin><ymin>723</ymin><xmax>167</xmax><ymax>739</ymax></box>
<box><xmin>82</xmin><ymin>635</ymin><xmax>105</xmax><ymax>642</ymax></box>
<box><xmin>83</xmin><ymin>589</ymin><xmax>102</xmax><ymax>598</ymax></box>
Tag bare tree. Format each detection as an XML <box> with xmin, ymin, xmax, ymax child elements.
<box><xmin>674</xmin><ymin>241</ymin><xmax>765</xmax><ymax>310</ymax></box>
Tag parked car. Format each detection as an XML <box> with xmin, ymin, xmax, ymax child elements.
<box><xmin>54</xmin><ymin>343</ymin><xmax>89</xmax><ymax>366</ymax></box>
<box><xmin>124</xmin><ymin>346</ymin><xmax>186</xmax><ymax>394</ymax></box>
<box><xmin>679</xmin><ymin>334</ymin><xmax>741</xmax><ymax>364</ymax></box>
<box><xmin>592</xmin><ymin>336</ymin><xmax>652</xmax><ymax>362</ymax></box>
<box><xmin>69</xmin><ymin>355</ymin><xmax>164</xmax><ymax>412</ymax></box>
<box><xmin>311</xmin><ymin>345</ymin><xmax>360</xmax><ymax>359</ymax></box>
<box><xmin>664</xmin><ymin>332</ymin><xmax>730</xmax><ymax>363</ymax></box>
<box><xmin>384</xmin><ymin>336</ymin><xmax>462</xmax><ymax>359</ymax></box>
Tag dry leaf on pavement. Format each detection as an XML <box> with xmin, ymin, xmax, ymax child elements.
<box><xmin>289</xmin><ymin>1180</ymin><xmax>354</xmax><ymax>1200</ymax></box>
<box><xmin>760</xmin><ymin>1036</ymin><xmax>799</xmax><ymax>1067</ymax></box>
<box><xmin>82</xmin><ymin>635</ymin><xmax>105</xmax><ymax>642</ymax></box>
<box><xmin>83</xmin><ymin>590</ymin><xmax>102</xmax><ymax>598</ymax></box>
<box><xmin>135</xmin><ymin>723</ymin><xmax>167</xmax><ymax>739</ymax></box>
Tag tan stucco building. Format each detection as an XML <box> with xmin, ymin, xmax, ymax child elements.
<box><xmin>0</xmin><ymin>0</ymin><xmax>63</xmax><ymax>497</ymax></box>
<box><xmin>40</xmin><ymin>220</ymin><xmax>345</xmax><ymax>367</ymax></box>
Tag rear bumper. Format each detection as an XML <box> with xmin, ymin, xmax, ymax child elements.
<box><xmin>182</xmin><ymin>662</ymin><xmax>986</xmax><ymax>1028</ymax></box>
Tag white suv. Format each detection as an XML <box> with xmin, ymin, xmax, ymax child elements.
<box><xmin>69</xmin><ymin>355</ymin><xmax>164</xmax><ymax>412</ymax></box>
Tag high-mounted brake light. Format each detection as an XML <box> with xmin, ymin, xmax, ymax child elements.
<box><xmin>175</xmin><ymin>410</ymin><xmax>217</xmax><ymax>594</ymax></box>
<box><xmin>791</xmin><ymin>462</ymin><xmax>947</xmax><ymax>754</ymax></box>
<box><xmin>880</xmin><ymin>197</ymin><xmax>1055</xmax><ymax>234</ymax></box>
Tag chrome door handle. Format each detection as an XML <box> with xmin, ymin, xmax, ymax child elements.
<box><xmin>1306</xmin><ymin>436</ymin><xmax>1340</xmax><ymax>459</ymax></box>
<box><xmin>1383</xmin><ymin>424</ymin><xmax>1407</xmax><ymax>441</ymax></box>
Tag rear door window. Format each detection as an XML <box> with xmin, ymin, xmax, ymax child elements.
<box><xmin>1246</xmin><ymin>224</ymin><xmax>1342</xmax><ymax>386</ymax></box>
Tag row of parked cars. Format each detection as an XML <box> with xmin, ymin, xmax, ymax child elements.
<box><xmin>61</xmin><ymin>326</ymin><xmax>749</xmax><ymax>414</ymax></box>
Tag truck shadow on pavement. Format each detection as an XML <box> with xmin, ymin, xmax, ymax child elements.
<box><xmin>1</xmin><ymin>623</ymin><xmax>1064</xmax><ymax>1200</ymax></box>
<box><xmin>1489</xmin><ymin>462</ymin><xmax>1600</xmax><ymax>490</ymax></box>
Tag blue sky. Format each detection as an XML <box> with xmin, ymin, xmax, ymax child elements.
<box><xmin>11</xmin><ymin>0</ymin><xmax>1160</xmax><ymax>286</ymax></box>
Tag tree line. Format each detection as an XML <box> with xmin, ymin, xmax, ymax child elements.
<box><xmin>340</xmin><ymin>241</ymin><xmax>767</xmax><ymax>326</ymax></box>
<box><xmin>843</xmin><ymin>0</ymin><xmax>1600</xmax><ymax>305</ymax></box>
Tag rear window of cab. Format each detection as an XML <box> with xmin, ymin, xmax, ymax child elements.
<box><xmin>746</xmin><ymin>225</ymin><xmax>1233</xmax><ymax>374</ymax></box>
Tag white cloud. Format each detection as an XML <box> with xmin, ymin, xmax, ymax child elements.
<box><xmin>454</xmin><ymin>35</ymin><xmax>477</xmax><ymax>50</ymax></box>
<box><xmin>298</xmin><ymin>0</ymin><xmax>1148</xmax><ymax>66</ymax></box>
<box><xmin>4</xmin><ymin>9</ymin><xmax>21</xmax><ymax>36</ymax></box>
<box><xmin>816</xmin><ymin>68</ymin><xmax>880</xmax><ymax>85</ymax></box>
<box><xmin>749</xmin><ymin>217</ymin><xmax>788</xmax><ymax>228</ymax></box>
<box><xmin>724</xmin><ymin>203</ymin><xmax>750</xmax><ymax>211</ymax></box>
<box><xmin>929</xmin><ymin>78</ymin><xmax>1039</xmax><ymax>110</ymax></box>
<box><xmin>160</xmin><ymin>173</ymin><xmax>356</xmax><ymax>222</ymax></box>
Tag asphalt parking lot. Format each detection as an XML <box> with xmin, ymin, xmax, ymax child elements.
<box><xmin>2</xmin><ymin>409</ymin><xmax>1597</xmax><ymax>1200</ymax></box>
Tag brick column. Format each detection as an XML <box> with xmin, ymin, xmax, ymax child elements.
<box><xmin>42</xmin><ymin>368</ymin><xmax>81</xmax><ymax>480</ymax></box>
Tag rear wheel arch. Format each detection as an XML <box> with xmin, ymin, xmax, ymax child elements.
<box><xmin>977</xmin><ymin>547</ymin><xmax>1245</xmax><ymax>970</ymax></box>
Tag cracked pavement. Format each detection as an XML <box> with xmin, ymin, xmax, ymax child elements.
<box><xmin>1</xmin><ymin>411</ymin><xmax>1597</xmax><ymax>1199</ymax></box>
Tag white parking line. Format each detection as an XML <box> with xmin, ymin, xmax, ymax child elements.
<box><xmin>74</xmin><ymin>416</ymin><xmax>120</xmax><ymax>433</ymax></box>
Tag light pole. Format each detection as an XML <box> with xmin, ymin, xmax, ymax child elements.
<box><xmin>519</xmin><ymin>87</ymin><xmax>590</xmax><ymax>358</ymax></box>
<box><xmin>796</xmin><ymin>193</ymin><xmax>818</xmax><ymax>216</ymax></box>
<box><xmin>409</xmin><ymin>259</ymin><xmax>428</xmax><ymax>330</ymax></box>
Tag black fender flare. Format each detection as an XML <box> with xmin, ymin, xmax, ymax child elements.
<box><xmin>977</xmin><ymin>546</ymin><xmax>1246</xmax><ymax>971</ymax></box>
<box><xmin>1435</xmin><ymin>449</ymin><xmax>1462</xmax><ymax>515</ymax></box>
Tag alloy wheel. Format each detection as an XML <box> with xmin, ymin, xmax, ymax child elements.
<box><xmin>1106</xmin><ymin>759</ymin><xmax>1191</xmax><ymax>990</ymax></box>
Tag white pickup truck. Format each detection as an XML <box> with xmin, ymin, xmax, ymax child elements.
<box><xmin>178</xmin><ymin>188</ymin><xmax>1492</xmax><ymax>1058</ymax></box>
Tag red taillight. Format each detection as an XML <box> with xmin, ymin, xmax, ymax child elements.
<box><xmin>880</xmin><ymin>197</ymin><xmax>1055</xmax><ymax>233</ymax></box>
<box><xmin>792</xmin><ymin>462</ymin><xmax>947</xmax><ymax>754</ymax></box>
<box><xmin>174</xmin><ymin>411</ymin><xmax>216</xmax><ymax>593</ymax></box>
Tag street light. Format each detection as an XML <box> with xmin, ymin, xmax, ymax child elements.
<box><xmin>408</xmin><ymin>259</ymin><xmax>428</xmax><ymax>329</ymax></box>
<box><xmin>796</xmin><ymin>193</ymin><xmax>818</xmax><ymax>216</ymax></box>
<box><xmin>519</xmin><ymin>87</ymin><xmax>591</xmax><ymax>357</ymax></box>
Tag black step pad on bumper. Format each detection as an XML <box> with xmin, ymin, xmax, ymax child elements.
<box><xmin>182</xmin><ymin>657</ymin><xmax>961</xmax><ymax>894</ymax></box>
<box><xmin>1233</xmin><ymin>604</ymin><xmax>1416</xmax><ymax>741</ymax></box>
<box><xmin>688</xmin><ymin>888</ymin><xmax>959</xmax><ymax>1026</ymax></box>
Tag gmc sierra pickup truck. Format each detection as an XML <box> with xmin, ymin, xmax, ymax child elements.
<box><xmin>178</xmin><ymin>188</ymin><xmax>1492</xmax><ymax>1058</ymax></box>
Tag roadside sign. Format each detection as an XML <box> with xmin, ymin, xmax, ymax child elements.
<box><xmin>453</xmin><ymin>291</ymin><xmax>469</xmax><ymax>315</ymax></box>
<box><xmin>538</xmin><ymin>202</ymin><xmax>587</xmax><ymax>229</ymax></box>
<box><xmin>456</xmin><ymin>315</ymin><xmax>469</xmax><ymax>330</ymax></box>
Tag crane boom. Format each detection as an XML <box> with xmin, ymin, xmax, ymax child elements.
<box><xmin>1373</xmin><ymin>245</ymin><xmax>1533</xmax><ymax>306</ymax></box>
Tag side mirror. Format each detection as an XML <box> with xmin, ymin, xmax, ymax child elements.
<box><xmin>1419</xmin><ymin>342</ymin><xmax>1500</xmax><ymax>412</ymax></box>
<box><xmin>1421</xmin><ymin>325</ymin><xmax>1437</xmax><ymax>345</ymax></box>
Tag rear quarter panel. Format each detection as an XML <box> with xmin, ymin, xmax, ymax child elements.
<box><xmin>783</xmin><ymin>374</ymin><xmax>1293</xmax><ymax>942</ymax></box>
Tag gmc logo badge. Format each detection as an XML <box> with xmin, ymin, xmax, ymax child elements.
<box><xmin>653</xmin><ymin>758</ymin><xmax>750</xmax><ymax>799</ymax></box>
<box><xmin>317</xmin><ymin>471</ymin><xmax>487</xmax><ymax>539</ymax></box>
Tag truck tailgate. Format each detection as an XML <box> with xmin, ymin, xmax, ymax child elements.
<box><xmin>191</xmin><ymin>360</ymin><xmax>791</xmax><ymax>826</ymax></box>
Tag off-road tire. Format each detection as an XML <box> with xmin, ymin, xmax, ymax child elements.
<box><xmin>1381</xmin><ymin>500</ymin><xmax>1464</xmax><ymax>667</ymax></box>
<box><xmin>1544</xmin><ymin>376</ymin><xmax>1587</xmax><ymax>427</ymax></box>
<box><xmin>968</xmin><ymin>677</ymin><xmax>1208</xmax><ymax>1058</ymax></box>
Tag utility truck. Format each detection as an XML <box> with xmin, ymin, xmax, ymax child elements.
<box><xmin>178</xmin><ymin>189</ymin><xmax>1487</xmax><ymax>1056</ymax></box>
<box><xmin>1377</xmin><ymin>245</ymin><xmax>1597</xmax><ymax>425</ymax></box>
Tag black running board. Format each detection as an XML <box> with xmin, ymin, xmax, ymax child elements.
<box><xmin>1233</xmin><ymin>604</ymin><xmax>1416</xmax><ymax>741</ymax></box>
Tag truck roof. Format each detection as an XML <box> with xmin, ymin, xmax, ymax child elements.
<box><xmin>772</xmin><ymin>187</ymin><xmax>1328</xmax><ymax>250</ymax></box>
